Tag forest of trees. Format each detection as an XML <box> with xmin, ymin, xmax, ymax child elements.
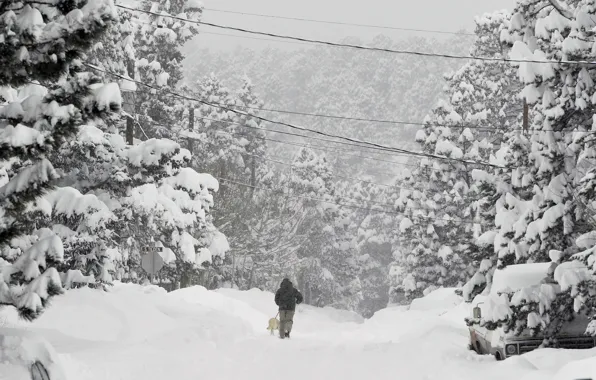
<box><xmin>4</xmin><ymin>0</ymin><xmax>596</xmax><ymax>338</ymax></box>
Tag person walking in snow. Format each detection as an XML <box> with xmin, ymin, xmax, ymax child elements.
<box><xmin>274</xmin><ymin>278</ymin><xmax>303</xmax><ymax>339</ymax></box>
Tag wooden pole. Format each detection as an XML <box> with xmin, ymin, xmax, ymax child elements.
<box><xmin>250</xmin><ymin>154</ymin><xmax>256</xmax><ymax>198</ymax></box>
<box><xmin>188</xmin><ymin>106</ymin><xmax>194</xmax><ymax>154</ymax></box>
<box><xmin>523</xmin><ymin>98</ymin><xmax>529</xmax><ymax>134</ymax></box>
<box><xmin>123</xmin><ymin>59</ymin><xmax>136</xmax><ymax>145</ymax></box>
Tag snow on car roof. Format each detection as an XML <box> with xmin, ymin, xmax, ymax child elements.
<box><xmin>490</xmin><ymin>262</ymin><xmax>553</xmax><ymax>295</ymax></box>
<box><xmin>0</xmin><ymin>328</ymin><xmax>66</xmax><ymax>380</ymax></box>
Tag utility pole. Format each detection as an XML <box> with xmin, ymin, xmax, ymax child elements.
<box><xmin>188</xmin><ymin>106</ymin><xmax>194</xmax><ymax>154</ymax></box>
<box><xmin>250</xmin><ymin>154</ymin><xmax>256</xmax><ymax>198</ymax></box>
<box><xmin>523</xmin><ymin>98</ymin><xmax>529</xmax><ymax>135</ymax></box>
<box><xmin>123</xmin><ymin>59</ymin><xmax>136</xmax><ymax>145</ymax></box>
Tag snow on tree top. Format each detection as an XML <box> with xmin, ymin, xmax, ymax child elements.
<box><xmin>207</xmin><ymin>230</ymin><xmax>229</xmax><ymax>258</ymax></box>
<box><xmin>0</xmin><ymin>124</ymin><xmax>44</xmax><ymax>147</ymax></box>
<box><xmin>77</xmin><ymin>125</ymin><xmax>106</xmax><ymax>145</ymax></box>
<box><xmin>17</xmin><ymin>82</ymin><xmax>47</xmax><ymax>100</ymax></box>
<box><xmin>576</xmin><ymin>231</ymin><xmax>596</xmax><ymax>249</ymax></box>
<box><xmin>44</xmin><ymin>187</ymin><xmax>115</xmax><ymax>229</ymax></box>
<box><xmin>159</xmin><ymin>247</ymin><xmax>177</xmax><ymax>264</ymax></box>
<box><xmin>490</xmin><ymin>262</ymin><xmax>552</xmax><ymax>295</ymax></box>
<box><xmin>154</xmin><ymin>27</ymin><xmax>177</xmax><ymax>43</ymax></box>
<box><xmin>525</xmin><ymin>203</ymin><xmax>564</xmax><ymax>242</ymax></box>
<box><xmin>91</xmin><ymin>82</ymin><xmax>122</xmax><ymax>112</ymax></box>
<box><xmin>184</xmin><ymin>0</ymin><xmax>204</xmax><ymax>10</ymax></box>
<box><xmin>509</xmin><ymin>42</ymin><xmax>555</xmax><ymax>87</ymax></box>
<box><xmin>415</xmin><ymin>129</ymin><xmax>426</xmax><ymax>142</ymax></box>
<box><xmin>61</xmin><ymin>269</ymin><xmax>95</xmax><ymax>290</ymax></box>
<box><xmin>15</xmin><ymin>6</ymin><xmax>44</xmax><ymax>37</ymax></box>
<box><xmin>554</xmin><ymin>261</ymin><xmax>594</xmax><ymax>293</ymax></box>
<box><xmin>127</xmin><ymin>138</ymin><xmax>180</xmax><ymax>167</ymax></box>
<box><xmin>167</xmin><ymin>168</ymin><xmax>219</xmax><ymax>193</ymax></box>
<box><xmin>0</xmin><ymin>159</ymin><xmax>58</xmax><ymax>198</ymax></box>
<box><xmin>435</xmin><ymin>140</ymin><xmax>463</xmax><ymax>159</ymax></box>
<box><xmin>399</xmin><ymin>217</ymin><xmax>413</xmax><ymax>232</ymax></box>
<box><xmin>438</xmin><ymin>246</ymin><xmax>453</xmax><ymax>260</ymax></box>
<box><xmin>476</xmin><ymin>230</ymin><xmax>497</xmax><ymax>247</ymax></box>
<box><xmin>127</xmin><ymin>183</ymin><xmax>205</xmax><ymax>229</ymax></box>
<box><xmin>196</xmin><ymin>248</ymin><xmax>211</xmax><ymax>265</ymax></box>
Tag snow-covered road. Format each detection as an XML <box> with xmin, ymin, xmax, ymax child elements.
<box><xmin>1</xmin><ymin>284</ymin><xmax>595</xmax><ymax>380</ymax></box>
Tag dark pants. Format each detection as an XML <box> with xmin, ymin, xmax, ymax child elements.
<box><xmin>279</xmin><ymin>310</ymin><xmax>295</xmax><ymax>338</ymax></box>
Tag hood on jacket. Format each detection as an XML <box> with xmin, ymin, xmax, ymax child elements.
<box><xmin>280</xmin><ymin>278</ymin><xmax>292</xmax><ymax>289</ymax></box>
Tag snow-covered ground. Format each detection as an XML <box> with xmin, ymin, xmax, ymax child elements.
<box><xmin>1</xmin><ymin>284</ymin><xmax>595</xmax><ymax>380</ymax></box>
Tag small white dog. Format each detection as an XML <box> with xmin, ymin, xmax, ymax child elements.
<box><xmin>267</xmin><ymin>317</ymin><xmax>279</xmax><ymax>335</ymax></box>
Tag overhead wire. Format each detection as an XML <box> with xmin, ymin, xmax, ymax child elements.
<box><xmin>146</xmin><ymin>115</ymin><xmax>456</xmax><ymax>177</ymax></box>
<box><xmin>201</xmin><ymin>7</ymin><xmax>476</xmax><ymax>37</ymax></box>
<box><xmin>199</xmin><ymin>137</ymin><xmax>405</xmax><ymax>190</ymax></box>
<box><xmin>179</xmin><ymin>118</ymin><xmax>464</xmax><ymax>177</ymax></box>
<box><xmin>128</xmin><ymin>18</ymin><xmax>592</xmax><ymax>135</ymax></box>
<box><xmin>117</xmin><ymin>4</ymin><xmax>596</xmax><ymax>67</ymax></box>
<box><xmin>87</xmin><ymin>63</ymin><xmax>506</xmax><ymax>169</ymax></box>
<box><xmin>216</xmin><ymin>175</ymin><xmax>480</xmax><ymax>225</ymax></box>
<box><xmin>193</xmin><ymin>114</ymin><xmax>415</xmax><ymax>160</ymax></box>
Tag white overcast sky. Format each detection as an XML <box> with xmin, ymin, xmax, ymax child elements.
<box><xmin>190</xmin><ymin>0</ymin><xmax>518</xmax><ymax>51</ymax></box>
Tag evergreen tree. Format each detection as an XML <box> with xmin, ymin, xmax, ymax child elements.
<box><xmin>0</xmin><ymin>0</ymin><xmax>119</xmax><ymax>319</ymax></box>
<box><xmin>446</xmin><ymin>10</ymin><xmax>524</xmax><ymax>301</ymax></box>
<box><xmin>133</xmin><ymin>0</ymin><xmax>202</xmax><ymax>138</ymax></box>
<box><xmin>473</xmin><ymin>0</ymin><xmax>596</xmax><ymax>340</ymax></box>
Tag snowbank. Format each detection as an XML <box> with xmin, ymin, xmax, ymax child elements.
<box><xmin>409</xmin><ymin>287</ymin><xmax>462</xmax><ymax>311</ymax></box>
<box><xmin>553</xmin><ymin>353</ymin><xmax>596</xmax><ymax>380</ymax></box>
<box><xmin>215</xmin><ymin>287</ymin><xmax>364</xmax><ymax>326</ymax></box>
<box><xmin>169</xmin><ymin>286</ymin><xmax>268</xmax><ymax>333</ymax></box>
<box><xmin>3</xmin><ymin>283</ymin><xmax>596</xmax><ymax>380</ymax></box>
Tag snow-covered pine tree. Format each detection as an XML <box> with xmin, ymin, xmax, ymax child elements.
<box><xmin>133</xmin><ymin>0</ymin><xmax>202</xmax><ymax>138</ymax></box>
<box><xmin>270</xmin><ymin>146</ymin><xmax>363</xmax><ymax>311</ymax></box>
<box><xmin>390</xmin><ymin>166</ymin><xmax>443</xmax><ymax>301</ymax></box>
<box><xmin>179</xmin><ymin>74</ymin><xmax>280</xmax><ymax>290</ymax></box>
<box><xmin>476</xmin><ymin>0</ymin><xmax>596</xmax><ymax>340</ymax></box>
<box><xmin>443</xmin><ymin>10</ymin><xmax>524</xmax><ymax>302</ymax></box>
<box><xmin>288</xmin><ymin>147</ymin><xmax>338</xmax><ymax>300</ymax></box>
<box><xmin>390</xmin><ymin>11</ymin><xmax>526</xmax><ymax>306</ymax></box>
<box><xmin>0</xmin><ymin>0</ymin><xmax>119</xmax><ymax>319</ymax></box>
<box><xmin>119</xmin><ymin>138</ymin><xmax>219</xmax><ymax>287</ymax></box>
<box><xmin>393</xmin><ymin>99</ymin><xmax>483</xmax><ymax>302</ymax></box>
<box><xmin>187</xmin><ymin>74</ymin><xmax>243</xmax><ymax>174</ymax></box>
<box><xmin>340</xmin><ymin>180</ymin><xmax>391</xmax><ymax>317</ymax></box>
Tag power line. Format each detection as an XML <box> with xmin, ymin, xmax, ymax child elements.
<box><xmin>209</xmin><ymin>126</ymin><xmax>423</xmax><ymax>169</ymax></box>
<box><xmin>262</xmin><ymin>136</ymin><xmax>419</xmax><ymax>168</ymax></box>
<box><xmin>246</xmin><ymin>108</ymin><xmax>593</xmax><ymax>134</ymax></box>
<box><xmin>132</xmin><ymin>89</ymin><xmax>590</xmax><ymax>135</ymax></box>
<box><xmin>217</xmin><ymin>175</ymin><xmax>479</xmax><ymax>225</ymax></box>
<box><xmin>199</xmin><ymin>30</ymin><xmax>313</xmax><ymax>46</ymax></box>
<box><xmin>183</xmin><ymin>117</ymin><xmax>486</xmax><ymax>181</ymax></box>
<box><xmin>194</xmin><ymin>115</ymin><xmax>415</xmax><ymax>161</ymax></box>
<box><xmin>150</xmin><ymin>117</ymin><xmax>425</xmax><ymax>172</ymax></box>
<box><xmin>202</xmin><ymin>7</ymin><xmax>476</xmax><ymax>37</ymax></box>
<box><xmin>87</xmin><ymin>63</ymin><xmax>504</xmax><ymax>169</ymax></box>
<box><xmin>200</xmin><ymin>137</ymin><xmax>404</xmax><ymax>190</ymax></box>
<box><xmin>130</xmin><ymin>18</ymin><xmax>592</xmax><ymax>135</ymax></box>
<box><xmin>117</xmin><ymin>4</ymin><xmax>596</xmax><ymax>67</ymax></box>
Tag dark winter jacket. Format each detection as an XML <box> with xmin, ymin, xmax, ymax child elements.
<box><xmin>274</xmin><ymin>278</ymin><xmax>303</xmax><ymax>311</ymax></box>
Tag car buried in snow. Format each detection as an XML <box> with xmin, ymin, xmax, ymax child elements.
<box><xmin>0</xmin><ymin>327</ymin><xmax>66</xmax><ymax>380</ymax></box>
<box><xmin>467</xmin><ymin>262</ymin><xmax>596</xmax><ymax>361</ymax></box>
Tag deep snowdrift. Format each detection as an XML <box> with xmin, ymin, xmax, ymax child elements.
<box><xmin>1</xmin><ymin>284</ymin><xmax>595</xmax><ymax>380</ymax></box>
